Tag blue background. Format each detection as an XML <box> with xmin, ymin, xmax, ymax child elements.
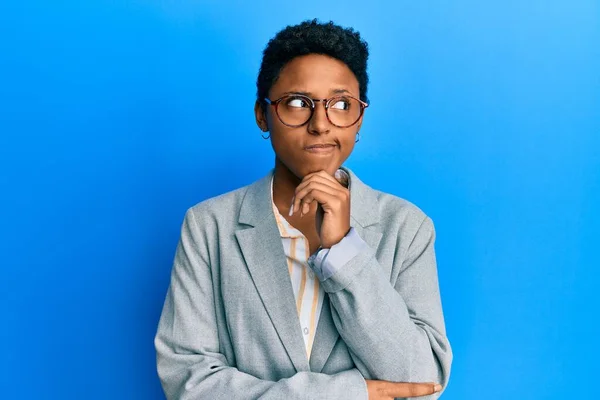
<box><xmin>1</xmin><ymin>1</ymin><xmax>598</xmax><ymax>399</ymax></box>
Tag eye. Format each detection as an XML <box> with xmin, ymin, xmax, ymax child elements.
<box><xmin>285</xmin><ymin>96</ymin><xmax>310</xmax><ymax>108</ymax></box>
<box><xmin>330</xmin><ymin>98</ymin><xmax>351</xmax><ymax>110</ymax></box>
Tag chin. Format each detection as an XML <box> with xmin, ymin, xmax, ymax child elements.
<box><xmin>280</xmin><ymin>156</ymin><xmax>340</xmax><ymax>179</ymax></box>
<box><xmin>300</xmin><ymin>163</ymin><xmax>340</xmax><ymax>177</ymax></box>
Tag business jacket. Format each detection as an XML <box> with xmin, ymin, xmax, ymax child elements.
<box><xmin>155</xmin><ymin>166</ymin><xmax>452</xmax><ymax>400</ymax></box>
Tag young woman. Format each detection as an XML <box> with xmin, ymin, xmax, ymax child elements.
<box><xmin>155</xmin><ymin>20</ymin><xmax>452</xmax><ymax>400</ymax></box>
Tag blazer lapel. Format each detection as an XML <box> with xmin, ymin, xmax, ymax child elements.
<box><xmin>309</xmin><ymin>166</ymin><xmax>383</xmax><ymax>372</ymax></box>
<box><xmin>308</xmin><ymin>295</ymin><xmax>337</xmax><ymax>372</ymax></box>
<box><xmin>234</xmin><ymin>170</ymin><xmax>310</xmax><ymax>373</ymax></box>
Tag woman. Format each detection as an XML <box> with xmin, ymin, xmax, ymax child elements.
<box><xmin>155</xmin><ymin>20</ymin><xmax>452</xmax><ymax>400</ymax></box>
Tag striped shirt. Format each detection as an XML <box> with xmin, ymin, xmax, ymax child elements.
<box><xmin>270</xmin><ymin>176</ymin><xmax>325</xmax><ymax>359</ymax></box>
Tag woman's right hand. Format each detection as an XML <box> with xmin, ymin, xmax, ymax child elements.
<box><xmin>366</xmin><ymin>379</ymin><xmax>442</xmax><ymax>399</ymax></box>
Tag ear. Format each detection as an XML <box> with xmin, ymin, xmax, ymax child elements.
<box><xmin>254</xmin><ymin>101</ymin><xmax>269</xmax><ymax>132</ymax></box>
<box><xmin>355</xmin><ymin>115</ymin><xmax>364</xmax><ymax>132</ymax></box>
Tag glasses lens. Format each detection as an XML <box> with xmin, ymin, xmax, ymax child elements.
<box><xmin>276</xmin><ymin>95</ymin><xmax>313</xmax><ymax>126</ymax></box>
<box><xmin>327</xmin><ymin>96</ymin><xmax>363</xmax><ymax>128</ymax></box>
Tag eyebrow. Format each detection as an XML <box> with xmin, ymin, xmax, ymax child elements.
<box><xmin>282</xmin><ymin>88</ymin><xmax>353</xmax><ymax>97</ymax></box>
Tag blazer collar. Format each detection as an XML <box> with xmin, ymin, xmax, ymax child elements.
<box><xmin>235</xmin><ymin>166</ymin><xmax>381</xmax><ymax>373</ymax></box>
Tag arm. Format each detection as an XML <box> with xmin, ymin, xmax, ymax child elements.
<box><xmin>154</xmin><ymin>209</ymin><xmax>368</xmax><ymax>400</ymax></box>
<box><xmin>313</xmin><ymin>216</ymin><xmax>452</xmax><ymax>396</ymax></box>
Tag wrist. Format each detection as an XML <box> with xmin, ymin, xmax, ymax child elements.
<box><xmin>321</xmin><ymin>226</ymin><xmax>351</xmax><ymax>248</ymax></box>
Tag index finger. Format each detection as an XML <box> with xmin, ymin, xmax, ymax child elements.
<box><xmin>386</xmin><ymin>382</ymin><xmax>442</xmax><ymax>398</ymax></box>
<box><xmin>302</xmin><ymin>169</ymin><xmax>349</xmax><ymax>188</ymax></box>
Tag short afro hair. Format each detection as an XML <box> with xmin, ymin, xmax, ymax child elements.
<box><xmin>257</xmin><ymin>19</ymin><xmax>369</xmax><ymax>105</ymax></box>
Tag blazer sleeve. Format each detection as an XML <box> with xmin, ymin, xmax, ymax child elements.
<box><xmin>154</xmin><ymin>209</ymin><xmax>368</xmax><ymax>400</ymax></box>
<box><xmin>319</xmin><ymin>215</ymin><xmax>453</xmax><ymax>399</ymax></box>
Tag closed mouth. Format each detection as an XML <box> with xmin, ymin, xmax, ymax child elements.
<box><xmin>305</xmin><ymin>144</ymin><xmax>337</xmax><ymax>149</ymax></box>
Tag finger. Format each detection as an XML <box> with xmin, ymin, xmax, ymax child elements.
<box><xmin>293</xmin><ymin>179</ymin><xmax>344</xmax><ymax>214</ymax></box>
<box><xmin>386</xmin><ymin>382</ymin><xmax>442</xmax><ymax>398</ymax></box>
<box><xmin>300</xmin><ymin>189</ymin><xmax>336</xmax><ymax>217</ymax></box>
<box><xmin>297</xmin><ymin>189</ymin><xmax>343</xmax><ymax>217</ymax></box>
<box><xmin>294</xmin><ymin>182</ymin><xmax>344</xmax><ymax>215</ymax></box>
<box><xmin>296</xmin><ymin>173</ymin><xmax>344</xmax><ymax>200</ymax></box>
<box><xmin>300</xmin><ymin>170</ymin><xmax>347</xmax><ymax>192</ymax></box>
<box><xmin>293</xmin><ymin>171</ymin><xmax>347</xmax><ymax>214</ymax></box>
<box><xmin>298</xmin><ymin>171</ymin><xmax>345</xmax><ymax>197</ymax></box>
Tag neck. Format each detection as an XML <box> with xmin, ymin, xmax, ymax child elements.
<box><xmin>272</xmin><ymin>157</ymin><xmax>301</xmax><ymax>213</ymax></box>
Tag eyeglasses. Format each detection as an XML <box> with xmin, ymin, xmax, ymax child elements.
<box><xmin>263</xmin><ymin>93</ymin><xmax>369</xmax><ymax>128</ymax></box>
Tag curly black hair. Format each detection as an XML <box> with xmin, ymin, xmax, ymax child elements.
<box><xmin>257</xmin><ymin>19</ymin><xmax>369</xmax><ymax>105</ymax></box>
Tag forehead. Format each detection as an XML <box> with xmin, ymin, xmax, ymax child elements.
<box><xmin>270</xmin><ymin>54</ymin><xmax>360</xmax><ymax>97</ymax></box>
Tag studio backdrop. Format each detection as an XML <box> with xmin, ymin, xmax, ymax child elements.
<box><xmin>1</xmin><ymin>1</ymin><xmax>598</xmax><ymax>399</ymax></box>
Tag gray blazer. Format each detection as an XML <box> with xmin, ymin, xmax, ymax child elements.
<box><xmin>155</xmin><ymin>166</ymin><xmax>452</xmax><ymax>400</ymax></box>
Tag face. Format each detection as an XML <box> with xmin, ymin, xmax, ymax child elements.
<box><xmin>255</xmin><ymin>54</ymin><xmax>363</xmax><ymax>179</ymax></box>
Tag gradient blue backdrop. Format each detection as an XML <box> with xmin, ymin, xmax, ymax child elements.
<box><xmin>1</xmin><ymin>1</ymin><xmax>598</xmax><ymax>399</ymax></box>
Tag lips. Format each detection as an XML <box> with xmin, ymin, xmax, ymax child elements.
<box><xmin>305</xmin><ymin>143</ymin><xmax>337</xmax><ymax>149</ymax></box>
<box><xmin>304</xmin><ymin>143</ymin><xmax>337</xmax><ymax>154</ymax></box>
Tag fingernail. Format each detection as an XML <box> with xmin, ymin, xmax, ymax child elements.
<box><xmin>334</xmin><ymin>169</ymin><xmax>349</xmax><ymax>188</ymax></box>
<box><xmin>289</xmin><ymin>196</ymin><xmax>295</xmax><ymax>216</ymax></box>
<box><xmin>434</xmin><ymin>384</ymin><xmax>442</xmax><ymax>392</ymax></box>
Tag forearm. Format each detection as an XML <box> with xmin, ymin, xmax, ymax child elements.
<box><xmin>314</xmin><ymin>218</ymin><xmax>452</xmax><ymax>392</ymax></box>
<box><xmin>324</xmin><ymin>247</ymin><xmax>449</xmax><ymax>385</ymax></box>
<box><xmin>155</xmin><ymin>338</ymin><xmax>367</xmax><ymax>400</ymax></box>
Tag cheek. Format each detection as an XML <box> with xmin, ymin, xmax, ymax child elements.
<box><xmin>265</xmin><ymin>109</ymin><xmax>276</xmax><ymax>129</ymax></box>
<box><xmin>269</xmin><ymin>128</ymin><xmax>299</xmax><ymax>157</ymax></box>
<box><xmin>267</xmin><ymin>110</ymin><xmax>293</xmax><ymax>135</ymax></box>
<box><xmin>340</xmin><ymin>132</ymin><xmax>357</xmax><ymax>152</ymax></box>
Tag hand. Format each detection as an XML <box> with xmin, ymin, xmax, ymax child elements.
<box><xmin>366</xmin><ymin>379</ymin><xmax>443</xmax><ymax>399</ymax></box>
<box><xmin>290</xmin><ymin>170</ymin><xmax>350</xmax><ymax>249</ymax></box>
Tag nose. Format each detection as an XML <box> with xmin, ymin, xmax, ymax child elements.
<box><xmin>307</xmin><ymin>101</ymin><xmax>330</xmax><ymax>135</ymax></box>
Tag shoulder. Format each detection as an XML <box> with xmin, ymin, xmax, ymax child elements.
<box><xmin>190</xmin><ymin>185</ymin><xmax>248</xmax><ymax>216</ymax></box>
<box><xmin>374</xmin><ymin>189</ymin><xmax>430</xmax><ymax>228</ymax></box>
<box><xmin>346</xmin><ymin>167</ymin><xmax>431</xmax><ymax>233</ymax></box>
<box><xmin>182</xmin><ymin>181</ymin><xmax>253</xmax><ymax>230</ymax></box>
<box><xmin>367</xmin><ymin>188</ymin><xmax>437</xmax><ymax>261</ymax></box>
<box><xmin>360</xmin><ymin>183</ymin><xmax>435</xmax><ymax>247</ymax></box>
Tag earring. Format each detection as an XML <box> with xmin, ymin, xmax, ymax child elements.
<box><xmin>261</xmin><ymin>130</ymin><xmax>270</xmax><ymax>139</ymax></box>
<box><xmin>355</xmin><ymin>132</ymin><xmax>360</xmax><ymax>143</ymax></box>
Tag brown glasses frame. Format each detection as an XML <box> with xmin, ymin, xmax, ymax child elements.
<box><xmin>263</xmin><ymin>93</ymin><xmax>369</xmax><ymax>128</ymax></box>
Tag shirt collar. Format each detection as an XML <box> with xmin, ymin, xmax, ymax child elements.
<box><xmin>270</xmin><ymin>175</ymin><xmax>304</xmax><ymax>239</ymax></box>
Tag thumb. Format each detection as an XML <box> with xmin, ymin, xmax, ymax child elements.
<box><xmin>334</xmin><ymin>169</ymin><xmax>349</xmax><ymax>188</ymax></box>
